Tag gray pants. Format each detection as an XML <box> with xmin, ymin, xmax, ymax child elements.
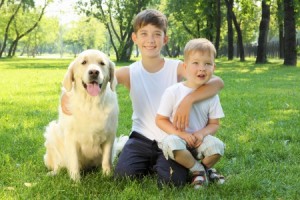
<box><xmin>159</xmin><ymin>135</ymin><xmax>225</xmax><ymax>160</ymax></box>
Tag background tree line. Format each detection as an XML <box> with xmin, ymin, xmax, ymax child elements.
<box><xmin>0</xmin><ymin>0</ymin><xmax>299</xmax><ymax>66</ymax></box>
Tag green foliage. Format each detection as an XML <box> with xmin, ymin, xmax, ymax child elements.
<box><xmin>76</xmin><ymin>0</ymin><xmax>153</xmax><ymax>61</ymax></box>
<box><xmin>0</xmin><ymin>57</ymin><xmax>299</xmax><ymax>199</ymax></box>
<box><xmin>63</xmin><ymin>17</ymin><xmax>107</xmax><ymax>55</ymax></box>
<box><xmin>18</xmin><ymin>16</ymin><xmax>60</xmax><ymax>57</ymax></box>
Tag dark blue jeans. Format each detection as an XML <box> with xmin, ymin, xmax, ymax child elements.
<box><xmin>114</xmin><ymin>131</ymin><xmax>189</xmax><ymax>187</ymax></box>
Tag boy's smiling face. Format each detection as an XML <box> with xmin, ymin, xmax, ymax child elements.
<box><xmin>184</xmin><ymin>50</ymin><xmax>215</xmax><ymax>89</ymax></box>
<box><xmin>132</xmin><ymin>24</ymin><xmax>168</xmax><ymax>58</ymax></box>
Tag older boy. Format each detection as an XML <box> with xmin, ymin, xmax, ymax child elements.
<box><xmin>156</xmin><ymin>38</ymin><xmax>225</xmax><ymax>189</ymax></box>
<box><xmin>113</xmin><ymin>10</ymin><xmax>224</xmax><ymax>187</ymax></box>
<box><xmin>61</xmin><ymin>9</ymin><xmax>224</xmax><ymax>187</ymax></box>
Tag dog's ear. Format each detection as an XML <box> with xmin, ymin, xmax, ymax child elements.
<box><xmin>62</xmin><ymin>61</ymin><xmax>75</xmax><ymax>92</ymax></box>
<box><xmin>109</xmin><ymin>60</ymin><xmax>116</xmax><ymax>91</ymax></box>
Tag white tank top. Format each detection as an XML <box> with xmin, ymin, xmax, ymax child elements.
<box><xmin>129</xmin><ymin>58</ymin><xmax>180</xmax><ymax>142</ymax></box>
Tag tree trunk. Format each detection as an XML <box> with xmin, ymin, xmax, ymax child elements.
<box><xmin>226</xmin><ymin>0</ymin><xmax>234</xmax><ymax>60</ymax></box>
<box><xmin>0</xmin><ymin>0</ymin><xmax>4</xmax><ymax>8</ymax></box>
<box><xmin>283</xmin><ymin>0</ymin><xmax>297</xmax><ymax>66</ymax></box>
<box><xmin>256</xmin><ymin>0</ymin><xmax>270</xmax><ymax>64</ymax></box>
<box><xmin>215</xmin><ymin>0</ymin><xmax>221</xmax><ymax>57</ymax></box>
<box><xmin>234</xmin><ymin>21</ymin><xmax>244</xmax><ymax>61</ymax></box>
<box><xmin>277</xmin><ymin>0</ymin><xmax>284</xmax><ymax>58</ymax></box>
<box><xmin>0</xmin><ymin>2</ymin><xmax>22</xmax><ymax>58</ymax></box>
<box><xmin>225</xmin><ymin>0</ymin><xmax>245</xmax><ymax>61</ymax></box>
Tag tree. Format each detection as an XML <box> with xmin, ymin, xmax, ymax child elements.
<box><xmin>226</xmin><ymin>0</ymin><xmax>234</xmax><ymax>60</ymax></box>
<box><xmin>78</xmin><ymin>0</ymin><xmax>152</xmax><ymax>61</ymax></box>
<box><xmin>159</xmin><ymin>0</ymin><xmax>188</xmax><ymax>58</ymax></box>
<box><xmin>224</xmin><ymin>0</ymin><xmax>245</xmax><ymax>61</ymax></box>
<box><xmin>256</xmin><ymin>0</ymin><xmax>270</xmax><ymax>64</ymax></box>
<box><xmin>277</xmin><ymin>0</ymin><xmax>284</xmax><ymax>58</ymax></box>
<box><xmin>167</xmin><ymin>0</ymin><xmax>219</xmax><ymax>40</ymax></box>
<box><xmin>215</xmin><ymin>0</ymin><xmax>221</xmax><ymax>57</ymax></box>
<box><xmin>283</xmin><ymin>0</ymin><xmax>297</xmax><ymax>66</ymax></box>
<box><xmin>63</xmin><ymin>17</ymin><xmax>107</xmax><ymax>57</ymax></box>
<box><xmin>0</xmin><ymin>1</ymin><xmax>23</xmax><ymax>57</ymax></box>
<box><xmin>19</xmin><ymin>16</ymin><xmax>59</xmax><ymax>57</ymax></box>
<box><xmin>7</xmin><ymin>0</ymin><xmax>48</xmax><ymax>57</ymax></box>
<box><xmin>0</xmin><ymin>0</ymin><xmax>5</xmax><ymax>8</ymax></box>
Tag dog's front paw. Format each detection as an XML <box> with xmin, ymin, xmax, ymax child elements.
<box><xmin>47</xmin><ymin>171</ymin><xmax>58</xmax><ymax>176</ymax></box>
<box><xmin>69</xmin><ymin>171</ymin><xmax>81</xmax><ymax>182</ymax></box>
<box><xmin>102</xmin><ymin>167</ymin><xmax>112</xmax><ymax>176</ymax></box>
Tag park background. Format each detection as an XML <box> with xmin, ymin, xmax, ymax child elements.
<box><xmin>0</xmin><ymin>0</ymin><xmax>300</xmax><ymax>199</ymax></box>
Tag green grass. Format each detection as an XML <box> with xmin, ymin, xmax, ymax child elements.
<box><xmin>0</xmin><ymin>57</ymin><xmax>299</xmax><ymax>199</ymax></box>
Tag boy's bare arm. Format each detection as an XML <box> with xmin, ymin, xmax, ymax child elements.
<box><xmin>173</xmin><ymin>76</ymin><xmax>224</xmax><ymax>130</ymax></box>
<box><xmin>61</xmin><ymin>92</ymin><xmax>72</xmax><ymax>115</ymax></box>
<box><xmin>115</xmin><ymin>67</ymin><xmax>130</xmax><ymax>90</ymax></box>
<box><xmin>155</xmin><ymin>114</ymin><xmax>196</xmax><ymax>147</ymax></box>
<box><xmin>193</xmin><ymin>118</ymin><xmax>220</xmax><ymax>148</ymax></box>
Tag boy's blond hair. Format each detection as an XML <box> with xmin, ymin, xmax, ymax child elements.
<box><xmin>184</xmin><ymin>38</ymin><xmax>216</xmax><ymax>61</ymax></box>
<box><xmin>133</xmin><ymin>9</ymin><xmax>168</xmax><ymax>34</ymax></box>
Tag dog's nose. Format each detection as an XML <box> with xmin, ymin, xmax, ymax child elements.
<box><xmin>89</xmin><ymin>70</ymin><xmax>99</xmax><ymax>79</ymax></box>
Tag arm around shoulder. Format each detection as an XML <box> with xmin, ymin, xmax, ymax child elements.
<box><xmin>187</xmin><ymin>75</ymin><xmax>224</xmax><ymax>104</ymax></box>
<box><xmin>115</xmin><ymin>67</ymin><xmax>130</xmax><ymax>90</ymax></box>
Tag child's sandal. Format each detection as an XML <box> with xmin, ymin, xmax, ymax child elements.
<box><xmin>191</xmin><ymin>171</ymin><xmax>208</xmax><ymax>189</ymax></box>
<box><xmin>207</xmin><ymin>168</ymin><xmax>225</xmax><ymax>184</ymax></box>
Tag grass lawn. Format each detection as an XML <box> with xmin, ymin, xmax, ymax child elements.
<box><xmin>0</xmin><ymin>57</ymin><xmax>299</xmax><ymax>199</ymax></box>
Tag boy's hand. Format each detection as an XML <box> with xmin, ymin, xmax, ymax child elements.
<box><xmin>193</xmin><ymin>132</ymin><xmax>205</xmax><ymax>148</ymax></box>
<box><xmin>173</xmin><ymin>97</ymin><xmax>192</xmax><ymax>131</ymax></box>
<box><xmin>179</xmin><ymin>132</ymin><xmax>196</xmax><ymax>148</ymax></box>
<box><xmin>61</xmin><ymin>93</ymin><xmax>72</xmax><ymax>115</ymax></box>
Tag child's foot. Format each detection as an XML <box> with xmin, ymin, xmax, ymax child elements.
<box><xmin>191</xmin><ymin>171</ymin><xmax>208</xmax><ymax>189</ymax></box>
<box><xmin>207</xmin><ymin>168</ymin><xmax>225</xmax><ymax>184</ymax></box>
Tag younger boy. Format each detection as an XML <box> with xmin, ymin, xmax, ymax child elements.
<box><xmin>156</xmin><ymin>38</ymin><xmax>225</xmax><ymax>189</ymax></box>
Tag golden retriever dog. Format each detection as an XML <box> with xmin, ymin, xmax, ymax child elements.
<box><xmin>43</xmin><ymin>49</ymin><xmax>118</xmax><ymax>181</ymax></box>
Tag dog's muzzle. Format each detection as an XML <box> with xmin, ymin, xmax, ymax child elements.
<box><xmin>82</xmin><ymin>70</ymin><xmax>102</xmax><ymax>96</ymax></box>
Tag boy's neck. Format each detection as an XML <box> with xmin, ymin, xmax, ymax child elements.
<box><xmin>141</xmin><ymin>56</ymin><xmax>165</xmax><ymax>73</ymax></box>
<box><xmin>183</xmin><ymin>81</ymin><xmax>203</xmax><ymax>89</ymax></box>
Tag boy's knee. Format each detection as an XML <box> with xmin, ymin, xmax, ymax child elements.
<box><xmin>157</xmin><ymin>165</ymin><xmax>188</xmax><ymax>188</ymax></box>
<box><xmin>114</xmin><ymin>164</ymin><xmax>143</xmax><ymax>179</ymax></box>
<box><xmin>202</xmin><ymin>136</ymin><xmax>225</xmax><ymax>158</ymax></box>
<box><xmin>161</xmin><ymin>135</ymin><xmax>186</xmax><ymax>160</ymax></box>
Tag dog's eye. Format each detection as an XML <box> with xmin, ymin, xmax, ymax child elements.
<box><xmin>82</xmin><ymin>60</ymin><xmax>87</xmax><ymax>65</ymax></box>
<box><xmin>99</xmin><ymin>61</ymin><xmax>105</xmax><ymax>66</ymax></box>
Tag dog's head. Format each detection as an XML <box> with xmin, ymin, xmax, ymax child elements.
<box><xmin>62</xmin><ymin>50</ymin><xmax>115</xmax><ymax>96</ymax></box>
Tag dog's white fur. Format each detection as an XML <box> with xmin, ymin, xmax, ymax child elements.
<box><xmin>43</xmin><ymin>49</ymin><xmax>118</xmax><ymax>181</ymax></box>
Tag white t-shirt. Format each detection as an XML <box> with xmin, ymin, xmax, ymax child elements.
<box><xmin>129</xmin><ymin>58</ymin><xmax>181</xmax><ymax>142</ymax></box>
<box><xmin>157</xmin><ymin>82</ymin><xmax>224</xmax><ymax>133</ymax></box>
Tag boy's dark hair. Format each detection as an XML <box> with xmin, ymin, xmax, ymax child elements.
<box><xmin>133</xmin><ymin>9</ymin><xmax>168</xmax><ymax>34</ymax></box>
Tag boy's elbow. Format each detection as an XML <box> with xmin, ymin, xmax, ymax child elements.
<box><xmin>155</xmin><ymin>115</ymin><xmax>165</xmax><ymax>129</ymax></box>
<box><xmin>216</xmin><ymin>76</ymin><xmax>225</xmax><ymax>89</ymax></box>
<box><xmin>155</xmin><ymin>116</ymin><xmax>160</xmax><ymax>127</ymax></box>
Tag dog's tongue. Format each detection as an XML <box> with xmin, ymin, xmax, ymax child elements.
<box><xmin>87</xmin><ymin>83</ymin><xmax>100</xmax><ymax>96</ymax></box>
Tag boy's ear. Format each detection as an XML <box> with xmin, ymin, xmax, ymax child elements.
<box><xmin>132</xmin><ymin>32</ymin><xmax>137</xmax><ymax>43</ymax></box>
<box><xmin>163</xmin><ymin>35</ymin><xmax>169</xmax><ymax>44</ymax></box>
